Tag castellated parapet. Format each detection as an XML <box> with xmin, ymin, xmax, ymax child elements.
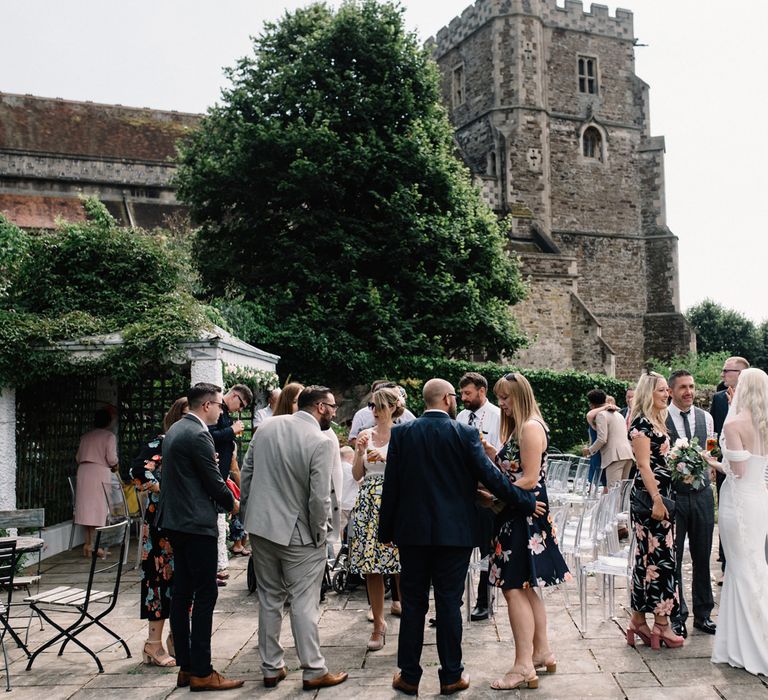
<box><xmin>429</xmin><ymin>0</ymin><xmax>633</xmax><ymax>57</ymax></box>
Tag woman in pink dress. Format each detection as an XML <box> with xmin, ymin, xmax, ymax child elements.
<box><xmin>75</xmin><ymin>407</ymin><xmax>119</xmax><ymax>556</ymax></box>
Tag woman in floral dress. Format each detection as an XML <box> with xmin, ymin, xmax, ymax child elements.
<box><xmin>130</xmin><ymin>396</ymin><xmax>187</xmax><ymax>666</ymax></box>
<box><xmin>626</xmin><ymin>371</ymin><xmax>684</xmax><ymax>649</ymax></box>
<box><xmin>349</xmin><ymin>386</ymin><xmax>402</xmax><ymax>652</ymax></box>
<box><xmin>485</xmin><ymin>372</ymin><xmax>570</xmax><ymax>690</ymax></box>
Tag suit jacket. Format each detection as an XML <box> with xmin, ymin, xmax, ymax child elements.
<box><xmin>209</xmin><ymin>404</ymin><xmax>236</xmax><ymax>479</ymax></box>
<box><xmin>589</xmin><ymin>409</ymin><xmax>633</xmax><ymax>465</ymax></box>
<box><xmin>711</xmin><ymin>390</ymin><xmax>729</xmax><ymax>439</ymax></box>
<box><xmin>378</xmin><ymin>411</ymin><xmax>537</xmax><ymax>547</ymax></box>
<box><xmin>239</xmin><ymin>411</ymin><xmax>335</xmax><ymax>548</ymax></box>
<box><xmin>156</xmin><ymin>413</ymin><xmax>235</xmax><ymax>538</ymax></box>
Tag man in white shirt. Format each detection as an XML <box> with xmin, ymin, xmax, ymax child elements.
<box><xmin>338</xmin><ymin>446</ymin><xmax>359</xmax><ymax>537</ymax></box>
<box><xmin>253</xmin><ymin>388</ymin><xmax>281</xmax><ymax>428</ymax></box>
<box><xmin>456</xmin><ymin>372</ymin><xmax>501</xmax><ymax>621</ymax></box>
<box><xmin>665</xmin><ymin>369</ymin><xmax>716</xmax><ymax>639</ymax></box>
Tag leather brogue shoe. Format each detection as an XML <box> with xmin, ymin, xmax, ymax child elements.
<box><xmin>263</xmin><ymin>667</ymin><xmax>287</xmax><ymax>688</ymax></box>
<box><xmin>671</xmin><ymin>619</ymin><xmax>687</xmax><ymax>639</ymax></box>
<box><xmin>177</xmin><ymin>670</ymin><xmax>191</xmax><ymax>688</ymax></box>
<box><xmin>470</xmin><ymin>605</ymin><xmax>489</xmax><ymax>622</ymax></box>
<box><xmin>392</xmin><ymin>672</ymin><xmax>419</xmax><ymax>696</ymax></box>
<box><xmin>189</xmin><ymin>670</ymin><xmax>244</xmax><ymax>692</ymax></box>
<box><xmin>440</xmin><ymin>672</ymin><xmax>470</xmax><ymax>696</ymax></box>
<box><xmin>693</xmin><ymin>617</ymin><xmax>717</xmax><ymax>634</ymax></box>
<box><xmin>302</xmin><ymin>671</ymin><xmax>348</xmax><ymax>691</ymax></box>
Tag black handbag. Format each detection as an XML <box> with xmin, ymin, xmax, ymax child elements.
<box><xmin>630</xmin><ymin>488</ymin><xmax>676</xmax><ymax>520</ymax></box>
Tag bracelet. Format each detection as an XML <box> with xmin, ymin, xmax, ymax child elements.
<box><xmin>651</xmin><ymin>493</ymin><xmax>662</xmax><ymax>501</ymax></box>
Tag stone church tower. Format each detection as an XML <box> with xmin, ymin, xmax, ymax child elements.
<box><xmin>429</xmin><ymin>0</ymin><xmax>694</xmax><ymax>378</ymax></box>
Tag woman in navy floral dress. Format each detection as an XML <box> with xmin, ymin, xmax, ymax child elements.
<box><xmin>626</xmin><ymin>371</ymin><xmax>684</xmax><ymax>650</ymax></box>
<box><xmin>484</xmin><ymin>373</ymin><xmax>570</xmax><ymax>691</ymax></box>
<box><xmin>130</xmin><ymin>396</ymin><xmax>187</xmax><ymax>667</ymax></box>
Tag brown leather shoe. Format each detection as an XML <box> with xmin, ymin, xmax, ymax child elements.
<box><xmin>392</xmin><ymin>672</ymin><xmax>419</xmax><ymax>696</ymax></box>
<box><xmin>440</xmin><ymin>672</ymin><xmax>470</xmax><ymax>695</ymax></box>
<box><xmin>177</xmin><ymin>671</ymin><xmax>191</xmax><ymax>688</ymax></box>
<box><xmin>263</xmin><ymin>667</ymin><xmax>287</xmax><ymax>688</ymax></box>
<box><xmin>189</xmin><ymin>670</ymin><xmax>245</xmax><ymax>692</ymax></box>
<box><xmin>302</xmin><ymin>671</ymin><xmax>348</xmax><ymax>690</ymax></box>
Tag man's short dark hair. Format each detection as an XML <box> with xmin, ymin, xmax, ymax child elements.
<box><xmin>459</xmin><ymin>372</ymin><xmax>488</xmax><ymax>390</ymax></box>
<box><xmin>668</xmin><ymin>369</ymin><xmax>693</xmax><ymax>389</ymax></box>
<box><xmin>586</xmin><ymin>389</ymin><xmax>606</xmax><ymax>406</ymax></box>
<box><xmin>230</xmin><ymin>383</ymin><xmax>253</xmax><ymax>406</ymax></box>
<box><xmin>298</xmin><ymin>385</ymin><xmax>332</xmax><ymax>410</ymax></box>
<box><xmin>187</xmin><ymin>382</ymin><xmax>222</xmax><ymax>409</ymax></box>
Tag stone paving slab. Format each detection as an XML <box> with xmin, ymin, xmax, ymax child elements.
<box><xmin>2</xmin><ymin>531</ymin><xmax>767</xmax><ymax>699</ymax></box>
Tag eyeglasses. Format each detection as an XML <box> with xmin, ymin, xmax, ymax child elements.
<box><xmin>445</xmin><ymin>393</ymin><xmax>457</xmax><ymax>398</ymax></box>
<box><xmin>721</xmin><ymin>369</ymin><xmax>741</xmax><ymax>374</ymax></box>
<box><xmin>367</xmin><ymin>402</ymin><xmax>375</xmax><ymax>409</ymax></box>
<box><xmin>504</xmin><ymin>373</ymin><xmax>518</xmax><ymax>381</ymax></box>
<box><xmin>234</xmin><ymin>394</ymin><xmax>247</xmax><ymax>409</ymax></box>
<box><xmin>318</xmin><ymin>402</ymin><xmax>338</xmax><ymax>410</ymax></box>
<box><xmin>207</xmin><ymin>401</ymin><xmax>225</xmax><ymax>409</ymax></box>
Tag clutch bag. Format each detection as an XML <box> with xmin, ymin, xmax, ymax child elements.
<box><xmin>630</xmin><ymin>488</ymin><xmax>676</xmax><ymax>520</ymax></box>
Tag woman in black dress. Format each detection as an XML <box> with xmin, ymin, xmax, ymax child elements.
<box><xmin>626</xmin><ymin>371</ymin><xmax>684</xmax><ymax>649</ymax></box>
<box><xmin>131</xmin><ymin>396</ymin><xmax>187</xmax><ymax>666</ymax></box>
<box><xmin>484</xmin><ymin>373</ymin><xmax>570</xmax><ymax>690</ymax></box>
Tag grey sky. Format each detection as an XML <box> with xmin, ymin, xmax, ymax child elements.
<box><xmin>4</xmin><ymin>1</ymin><xmax>765</xmax><ymax>322</ymax></box>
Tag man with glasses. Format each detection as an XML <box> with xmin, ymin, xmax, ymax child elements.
<box><xmin>209</xmin><ymin>384</ymin><xmax>253</xmax><ymax>585</ymax></box>
<box><xmin>157</xmin><ymin>383</ymin><xmax>243</xmax><ymax>692</ymax></box>
<box><xmin>711</xmin><ymin>356</ymin><xmax>750</xmax><ymax>576</ymax></box>
<box><xmin>239</xmin><ymin>386</ymin><xmax>348</xmax><ymax>691</ymax></box>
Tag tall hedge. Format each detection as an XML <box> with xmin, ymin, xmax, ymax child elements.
<box><xmin>385</xmin><ymin>357</ymin><xmax>628</xmax><ymax>452</ymax></box>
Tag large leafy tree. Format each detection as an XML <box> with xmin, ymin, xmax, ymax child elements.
<box><xmin>686</xmin><ymin>300</ymin><xmax>762</xmax><ymax>363</ymax></box>
<box><xmin>176</xmin><ymin>0</ymin><xmax>526</xmax><ymax>381</ymax></box>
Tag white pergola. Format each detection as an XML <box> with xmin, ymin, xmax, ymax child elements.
<box><xmin>0</xmin><ymin>325</ymin><xmax>278</xmax><ymax>555</ymax></box>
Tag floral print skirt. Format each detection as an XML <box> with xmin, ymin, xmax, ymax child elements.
<box><xmin>630</xmin><ymin>489</ymin><xmax>679</xmax><ymax>616</ymax></box>
<box><xmin>489</xmin><ymin>502</ymin><xmax>571</xmax><ymax>590</ymax></box>
<box><xmin>349</xmin><ymin>474</ymin><xmax>400</xmax><ymax>575</ymax></box>
<box><xmin>139</xmin><ymin>523</ymin><xmax>174</xmax><ymax>620</ymax></box>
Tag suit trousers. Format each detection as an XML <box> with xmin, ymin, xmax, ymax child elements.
<box><xmin>672</xmin><ymin>488</ymin><xmax>715</xmax><ymax>624</ymax></box>
<box><xmin>166</xmin><ymin>530</ymin><xmax>218</xmax><ymax>678</ymax></box>
<box><xmin>397</xmin><ymin>545</ymin><xmax>472</xmax><ymax>686</ymax></box>
<box><xmin>251</xmin><ymin>531</ymin><xmax>328</xmax><ymax>680</ymax></box>
<box><xmin>602</xmin><ymin>459</ymin><xmax>633</xmax><ymax>488</ymax></box>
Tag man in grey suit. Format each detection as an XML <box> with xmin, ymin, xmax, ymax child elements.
<box><xmin>157</xmin><ymin>383</ymin><xmax>243</xmax><ymax>692</ymax></box>
<box><xmin>240</xmin><ymin>385</ymin><xmax>348</xmax><ymax>691</ymax></box>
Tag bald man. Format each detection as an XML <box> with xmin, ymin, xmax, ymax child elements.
<box><xmin>379</xmin><ymin>378</ymin><xmax>544</xmax><ymax>696</ymax></box>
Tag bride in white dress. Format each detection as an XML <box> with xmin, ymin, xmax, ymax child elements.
<box><xmin>708</xmin><ymin>368</ymin><xmax>768</xmax><ymax>676</ymax></box>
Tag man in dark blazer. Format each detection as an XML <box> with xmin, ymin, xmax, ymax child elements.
<box><xmin>710</xmin><ymin>356</ymin><xmax>750</xmax><ymax>574</ymax></box>
<box><xmin>157</xmin><ymin>382</ymin><xmax>242</xmax><ymax>692</ymax></box>
<box><xmin>379</xmin><ymin>378</ymin><xmax>544</xmax><ymax>697</ymax></box>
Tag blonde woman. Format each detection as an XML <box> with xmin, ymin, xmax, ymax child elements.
<box><xmin>349</xmin><ymin>386</ymin><xmax>402</xmax><ymax>651</ymax></box>
<box><xmin>485</xmin><ymin>373</ymin><xmax>569</xmax><ymax>690</ymax></box>
<box><xmin>626</xmin><ymin>371</ymin><xmax>683</xmax><ymax>650</ymax></box>
<box><xmin>707</xmin><ymin>368</ymin><xmax>768</xmax><ymax>675</ymax></box>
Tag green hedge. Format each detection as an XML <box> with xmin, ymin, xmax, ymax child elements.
<box><xmin>384</xmin><ymin>357</ymin><xmax>628</xmax><ymax>452</ymax></box>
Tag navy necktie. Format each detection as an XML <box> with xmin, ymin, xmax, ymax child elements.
<box><xmin>681</xmin><ymin>409</ymin><xmax>692</xmax><ymax>440</ymax></box>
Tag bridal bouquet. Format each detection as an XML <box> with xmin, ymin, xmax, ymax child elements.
<box><xmin>668</xmin><ymin>437</ymin><xmax>708</xmax><ymax>489</ymax></box>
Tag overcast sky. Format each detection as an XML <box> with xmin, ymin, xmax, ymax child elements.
<box><xmin>3</xmin><ymin>1</ymin><xmax>765</xmax><ymax>323</ymax></box>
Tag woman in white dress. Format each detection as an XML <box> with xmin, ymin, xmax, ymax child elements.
<box><xmin>707</xmin><ymin>368</ymin><xmax>768</xmax><ymax>676</ymax></box>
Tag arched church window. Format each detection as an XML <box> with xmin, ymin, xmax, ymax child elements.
<box><xmin>582</xmin><ymin>126</ymin><xmax>603</xmax><ymax>161</ymax></box>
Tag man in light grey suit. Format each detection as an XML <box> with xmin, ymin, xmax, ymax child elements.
<box><xmin>240</xmin><ymin>386</ymin><xmax>348</xmax><ymax>691</ymax></box>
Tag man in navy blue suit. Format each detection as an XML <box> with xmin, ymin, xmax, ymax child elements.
<box><xmin>379</xmin><ymin>378</ymin><xmax>544</xmax><ymax>696</ymax></box>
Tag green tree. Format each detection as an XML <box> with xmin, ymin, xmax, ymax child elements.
<box><xmin>176</xmin><ymin>0</ymin><xmax>526</xmax><ymax>382</ymax></box>
<box><xmin>686</xmin><ymin>300</ymin><xmax>760</xmax><ymax>362</ymax></box>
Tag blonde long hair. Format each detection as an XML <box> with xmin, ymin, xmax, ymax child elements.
<box><xmin>729</xmin><ymin>368</ymin><xmax>768</xmax><ymax>454</ymax></box>
<box><xmin>493</xmin><ymin>372</ymin><xmax>547</xmax><ymax>443</ymax></box>
<box><xmin>629</xmin><ymin>371</ymin><xmax>668</xmax><ymax>436</ymax></box>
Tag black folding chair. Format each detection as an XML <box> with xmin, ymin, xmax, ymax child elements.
<box><xmin>0</xmin><ymin>539</ymin><xmax>18</xmax><ymax>691</ymax></box>
<box><xmin>25</xmin><ymin>521</ymin><xmax>130</xmax><ymax>673</ymax></box>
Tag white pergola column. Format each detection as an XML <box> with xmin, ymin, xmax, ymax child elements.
<box><xmin>190</xmin><ymin>356</ymin><xmax>224</xmax><ymax>389</ymax></box>
<box><xmin>0</xmin><ymin>386</ymin><xmax>16</xmax><ymax>509</ymax></box>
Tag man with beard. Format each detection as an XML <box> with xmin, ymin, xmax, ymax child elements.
<box><xmin>239</xmin><ymin>386</ymin><xmax>348</xmax><ymax>691</ymax></box>
<box><xmin>380</xmin><ymin>378</ymin><xmax>544</xmax><ymax>696</ymax></box>
<box><xmin>456</xmin><ymin>372</ymin><xmax>501</xmax><ymax>621</ymax></box>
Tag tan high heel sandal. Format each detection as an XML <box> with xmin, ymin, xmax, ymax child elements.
<box><xmin>142</xmin><ymin>640</ymin><xmax>176</xmax><ymax>667</ymax></box>
<box><xmin>532</xmin><ymin>653</ymin><xmax>557</xmax><ymax>673</ymax></box>
<box><xmin>166</xmin><ymin>632</ymin><xmax>175</xmax><ymax>658</ymax></box>
<box><xmin>490</xmin><ymin>669</ymin><xmax>539</xmax><ymax>690</ymax></box>
<box><xmin>367</xmin><ymin>622</ymin><xmax>387</xmax><ymax>651</ymax></box>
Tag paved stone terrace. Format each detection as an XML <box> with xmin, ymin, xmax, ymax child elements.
<box><xmin>3</xmin><ymin>533</ymin><xmax>766</xmax><ymax>699</ymax></box>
